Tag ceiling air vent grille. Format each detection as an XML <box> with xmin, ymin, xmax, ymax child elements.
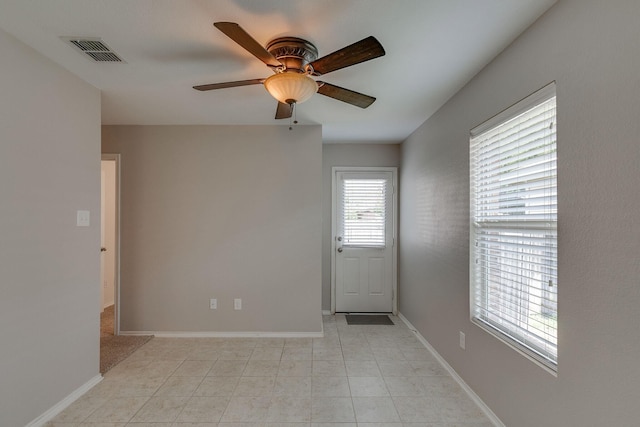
<box><xmin>62</xmin><ymin>37</ymin><xmax>124</xmax><ymax>62</ymax></box>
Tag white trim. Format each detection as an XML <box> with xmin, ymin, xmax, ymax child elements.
<box><xmin>397</xmin><ymin>313</ymin><xmax>505</xmax><ymax>427</ymax></box>
<box><xmin>470</xmin><ymin>81</ymin><xmax>556</xmax><ymax>136</ymax></box>
<box><xmin>331</xmin><ymin>166</ymin><xmax>398</xmax><ymax>315</ymax></box>
<box><xmin>120</xmin><ymin>331</ymin><xmax>324</xmax><ymax>338</ymax></box>
<box><xmin>322</xmin><ymin>310</ymin><xmax>331</xmax><ymax>315</ymax></box>
<box><xmin>26</xmin><ymin>374</ymin><xmax>103</xmax><ymax>427</ymax></box>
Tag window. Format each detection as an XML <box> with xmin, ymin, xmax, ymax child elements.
<box><xmin>341</xmin><ymin>177</ymin><xmax>387</xmax><ymax>247</ymax></box>
<box><xmin>470</xmin><ymin>83</ymin><xmax>558</xmax><ymax>370</ymax></box>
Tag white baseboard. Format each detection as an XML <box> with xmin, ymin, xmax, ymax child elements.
<box><xmin>26</xmin><ymin>374</ymin><xmax>103</xmax><ymax>427</ymax></box>
<box><xmin>322</xmin><ymin>310</ymin><xmax>331</xmax><ymax>315</ymax></box>
<box><xmin>397</xmin><ymin>313</ymin><xmax>505</xmax><ymax>427</ymax></box>
<box><xmin>120</xmin><ymin>331</ymin><xmax>324</xmax><ymax>338</ymax></box>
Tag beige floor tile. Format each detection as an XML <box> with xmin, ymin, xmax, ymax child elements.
<box><xmin>434</xmin><ymin>396</ymin><xmax>487</xmax><ymax>423</ymax></box>
<box><xmin>313</xmin><ymin>338</ymin><xmax>341</xmax><ymax>349</ymax></box>
<box><xmin>341</xmin><ymin>346</ymin><xmax>376</xmax><ymax>361</ymax></box>
<box><xmin>154</xmin><ymin>376</ymin><xmax>203</xmax><ymax>397</ymax></box>
<box><xmin>267</xmin><ymin>397</ymin><xmax>312</xmax><ymax>422</ymax></box>
<box><xmin>312</xmin><ymin>347</ymin><xmax>344</xmax><ymax>361</ymax></box>
<box><xmin>278</xmin><ymin>360</ymin><xmax>312</xmax><ymax>376</ymax></box>
<box><xmin>52</xmin><ymin>315</ymin><xmax>492</xmax><ymax>427</ymax></box>
<box><xmin>311</xmin><ymin>360</ymin><xmax>346</xmax><ymax>377</ymax></box>
<box><xmin>392</xmin><ymin>397</ymin><xmax>441</xmax><ymax>423</ymax></box>
<box><xmin>193</xmin><ymin>376</ymin><xmax>239</xmax><ymax>397</ymax></box>
<box><xmin>420</xmin><ymin>377</ymin><xmax>465</xmax><ymax>398</ymax></box>
<box><xmin>378</xmin><ymin>361</ymin><xmax>415</xmax><ymax>377</ymax></box>
<box><xmin>139</xmin><ymin>360</ymin><xmax>184</xmax><ymax>378</ymax></box>
<box><xmin>74</xmin><ymin>422</ymin><xmax>127</xmax><ymax>427</ymax></box>
<box><xmin>352</xmin><ymin>397</ymin><xmax>401</xmax><ymax>422</ymax></box>
<box><xmin>220</xmin><ymin>396</ymin><xmax>271</xmax><ymax>422</ymax></box>
<box><xmin>285</xmin><ymin>338</ymin><xmax>313</xmax><ymax>348</ymax></box>
<box><xmin>254</xmin><ymin>338</ymin><xmax>285</xmax><ymax>348</ymax></box>
<box><xmin>172</xmin><ymin>360</ymin><xmax>214</xmax><ymax>377</ymax></box>
<box><xmin>311</xmin><ymin>376</ymin><xmax>350</xmax><ymax>397</ymax></box>
<box><xmin>401</xmin><ymin>348</ymin><xmax>435</xmax><ymax>361</ymax></box>
<box><xmin>129</xmin><ymin>396</ymin><xmax>189</xmax><ymax>423</ymax></box>
<box><xmin>337</xmin><ymin>333</ymin><xmax>368</xmax><ymax>346</ymax></box>
<box><xmin>345</xmin><ymin>360</ymin><xmax>382</xmax><ymax>377</ymax></box>
<box><xmin>310</xmin><ymin>424</ymin><xmax>356</xmax><ymax>427</ymax></box>
<box><xmin>209</xmin><ymin>360</ymin><xmax>247</xmax><ymax>376</ymax></box>
<box><xmin>310</xmin><ymin>397</ymin><xmax>355</xmax><ymax>422</ymax></box>
<box><xmin>372</xmin><ymin>347</ymin><xmax>406</xmax><ymax>362</ymax></box>
<box><xmin>84</xmin><ymin>396</ymin><xmax>149</xmax><ymax>423</ymax></box>
<box><xmin>349</xmin><ymin>376</ymin><xmax>389</xmax><ymax>397</ymax></box>
<box><xmin>220</xmin><ymin>339</ymin><xmax>258</xmax><ymax>350</ymax></box>
<box><xmin>281</xmin><ymin>347</ymin><xmax>313</xmax><ymax>360</ymax></box>
<box><xmin>50</xmin><ymin>396</ymin><xmax>108</xmax><ymax>423</ymax></box>
<box><xmin>174</xmin><ymin>396</ymin><xmax>229</xmax><ymax>423</ymax></box>
<box><xmin>408</xmin><ymin>360</ymin><xmax>447</xmax><ymax>377</ymax></box>
<box><xmin>186</xmin><ymin>346</ymin><xmax>220</xmax><ymax>361</ymax></box>
<box><xmin>157</xmin><ymin>347</ymin><xmax>191</xmax><ymax>361</ymax></box>
<box><xmin>233</xmin><ymin>376</ymin><xmax>275</xmax><ymax>396</ymax></box>
<box><xmin>87</xmin><ymin>377</ymin><xmax>166</xmax><ymax>397</ymax></box>
<box><xmin>250</xmin><ymin>347</ymin><xmax>283</xmax><ymax>360</ymax></box>
<box><xmin>218</xmin><ymin>349</ymin><xmax>253</xmax><ymax>360</ymax></box>
<box><xmin>383</xmin><ymin>376</ymin><xmax>426</xmax><ymax>397</ymax></box>
<box><xmin>273</xmin><ymin>376</ymin><xmax>312</xmax><ymax>396</ymax></box>
<box><xmin>243</xmin><ymin>360</ymin><xmax>280</xmax><ymax>376</ymax></box>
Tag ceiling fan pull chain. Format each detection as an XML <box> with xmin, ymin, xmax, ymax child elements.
<box><xmin>289</xmin><ymin>102</ymin><xmax>298</xmax><ymax>130</ymax></box>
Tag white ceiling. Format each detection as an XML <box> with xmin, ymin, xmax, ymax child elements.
<box><xmin>0</xmin><ymin>0</ymin><xmax>556</xmax><ymax>143</ymax></box>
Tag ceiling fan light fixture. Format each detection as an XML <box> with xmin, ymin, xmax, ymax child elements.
<box><xmin>264</xmin><ymin>72</ymin><xmax>317</xmax><ymax>104</ymax></box>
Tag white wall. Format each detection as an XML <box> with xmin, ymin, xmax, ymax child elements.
<box><xmin>0</xmin><ymin>30</ymin><xmax>101</xmax><ymax>426</ymax></box>
<box><xmin>399</xmin><ymin>0</ymin><xmax>640</xmax><ymax>425</ymax></box>
<box><xmin>321</xmin><ymin>144</ymin><xmax>401</xmax><ymax>310</ymax></box>
<box><xmin>102</xmin><ymin>125</ymin><xmax>323</xmax><ymax>333</ymax></box>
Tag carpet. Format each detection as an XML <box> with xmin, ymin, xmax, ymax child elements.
<box><xmin>100</xmin><ymin>305</ymin><xmax>153</xmax><ymax>374</ymax></box>
<box><xmin>345</xmin><ymin>314</ymin><xmax>395</xmax><ymax>325</ymax></box>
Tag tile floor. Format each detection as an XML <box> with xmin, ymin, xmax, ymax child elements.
<box><xmin>47</xmin><ymin>315</ymin><xmax>493</xmax><ymax>427</ymax></box>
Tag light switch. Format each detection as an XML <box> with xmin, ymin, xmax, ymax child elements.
<box><xmin>76</xmin><ymin>210</ymin><xmax>90</xmax><ymax>227</ymax></box>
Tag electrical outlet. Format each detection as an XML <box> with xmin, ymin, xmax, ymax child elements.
<box><xmin>76</xmin><ymin>210</ymin><xmax>90</xmax><ymax>227</ymax></box>
<box><xmin>234</xmin><ymin>298</ymin><xmax>242</xmax><ymax>310</ymax></box>
<box><xmin>459</xmin><ymin>331</ymin><xmax>466</xmax><ymax>350</ymax></box>
<box><xmin>210</xmin><ymin>298</ymin><xmax>217</xmax><ymax>310</ymax></box>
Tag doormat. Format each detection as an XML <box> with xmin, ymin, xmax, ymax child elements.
<box><xmin>346</xmin><ymin>314</ymin><xmax>394</xmax><ymax>325</ymax></box>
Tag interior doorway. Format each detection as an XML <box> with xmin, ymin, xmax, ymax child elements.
<box><xmin>100</xmin><ymin>154</ymin><xmax>120</xmax><ymax>335</ymax></box>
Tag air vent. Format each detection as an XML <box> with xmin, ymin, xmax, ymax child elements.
<box><xmin>62</xmin><ymin>37</ymin><xmax>124</xmax><ymax>62</ymax></box>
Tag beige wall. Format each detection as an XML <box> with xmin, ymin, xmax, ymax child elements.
<box><xmin>101</xmin><ymin>160</ymin><xmax>117</xmax><ymax>309</ymax></box>
<box><xmin>321</xmin><ymin>144</ymin><xmax>401</xmax><ymax>310</ymax></box>
<box><xmin>102</xmin><ymin>125</ymin><xmax>323</xmax><ymax>333</ymax></box>
<box><xmin>0</xmin><ymin>30</ymin><xmax>101</xmax><ymax>426</ymax></box>
<box><xmin>399</xmin><ymin>0</ymin><xmax>640</xmax><ymax>425</ymax></box>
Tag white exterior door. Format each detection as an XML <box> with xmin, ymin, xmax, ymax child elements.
<box><xmin>333</xmin><ymin>168</ymin><xmax>396</xmax><ymax>313</ymax></box>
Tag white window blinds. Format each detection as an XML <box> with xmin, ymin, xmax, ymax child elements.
<box><xmin>470</xmin><ymin>83</ymin><xmax>558</xmax><ymax>369</ymax></box>
<box><xmin>342</xmin><ymin>178</ymin><xmax>387</xmax><ymax>247</ymax></box>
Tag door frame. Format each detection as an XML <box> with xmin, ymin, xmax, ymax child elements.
<box><xmin>331</xmin><ymin>166</ymin><xmax>398</xmax><ymax>315</ymax></box>
<box><xmin>101</xmin><ymin>153</ymin><xmax>121</xmax><ymax>335</ymax></box>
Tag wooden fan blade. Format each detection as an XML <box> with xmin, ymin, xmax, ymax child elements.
<box><xmin>193</xmin><ymin>78</ymin><xmax>264</xmax><ymax>91</ymax></box>
<box><xmin>317</xmin><ymin>82</ymin><xmax>376</xmax><ymax>108</ymax></box>
<box><xmin>214</xmin><ymin>22</ymin><xmax>282</xmax><ymax>68</ymax></box>
<box><xmin>309</xmin><ymin>36</ymin><xmax>385</xmax><ymax>76</ymax></box>
<box><xmin>275</xmin><ymin>101</ymin><xmax>293</xmax><ymax>119</ymax></box>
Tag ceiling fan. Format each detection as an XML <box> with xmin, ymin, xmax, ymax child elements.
<box><xmin>193</xmin><ymin>22</ymin><xmax>385</xmax><ymax>119</ymax></box>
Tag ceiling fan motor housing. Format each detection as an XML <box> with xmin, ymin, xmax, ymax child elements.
<box><xmin>266</xmin><ymin>37</ymin><xmax>318</xmax><ymax>74</ymax></box>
